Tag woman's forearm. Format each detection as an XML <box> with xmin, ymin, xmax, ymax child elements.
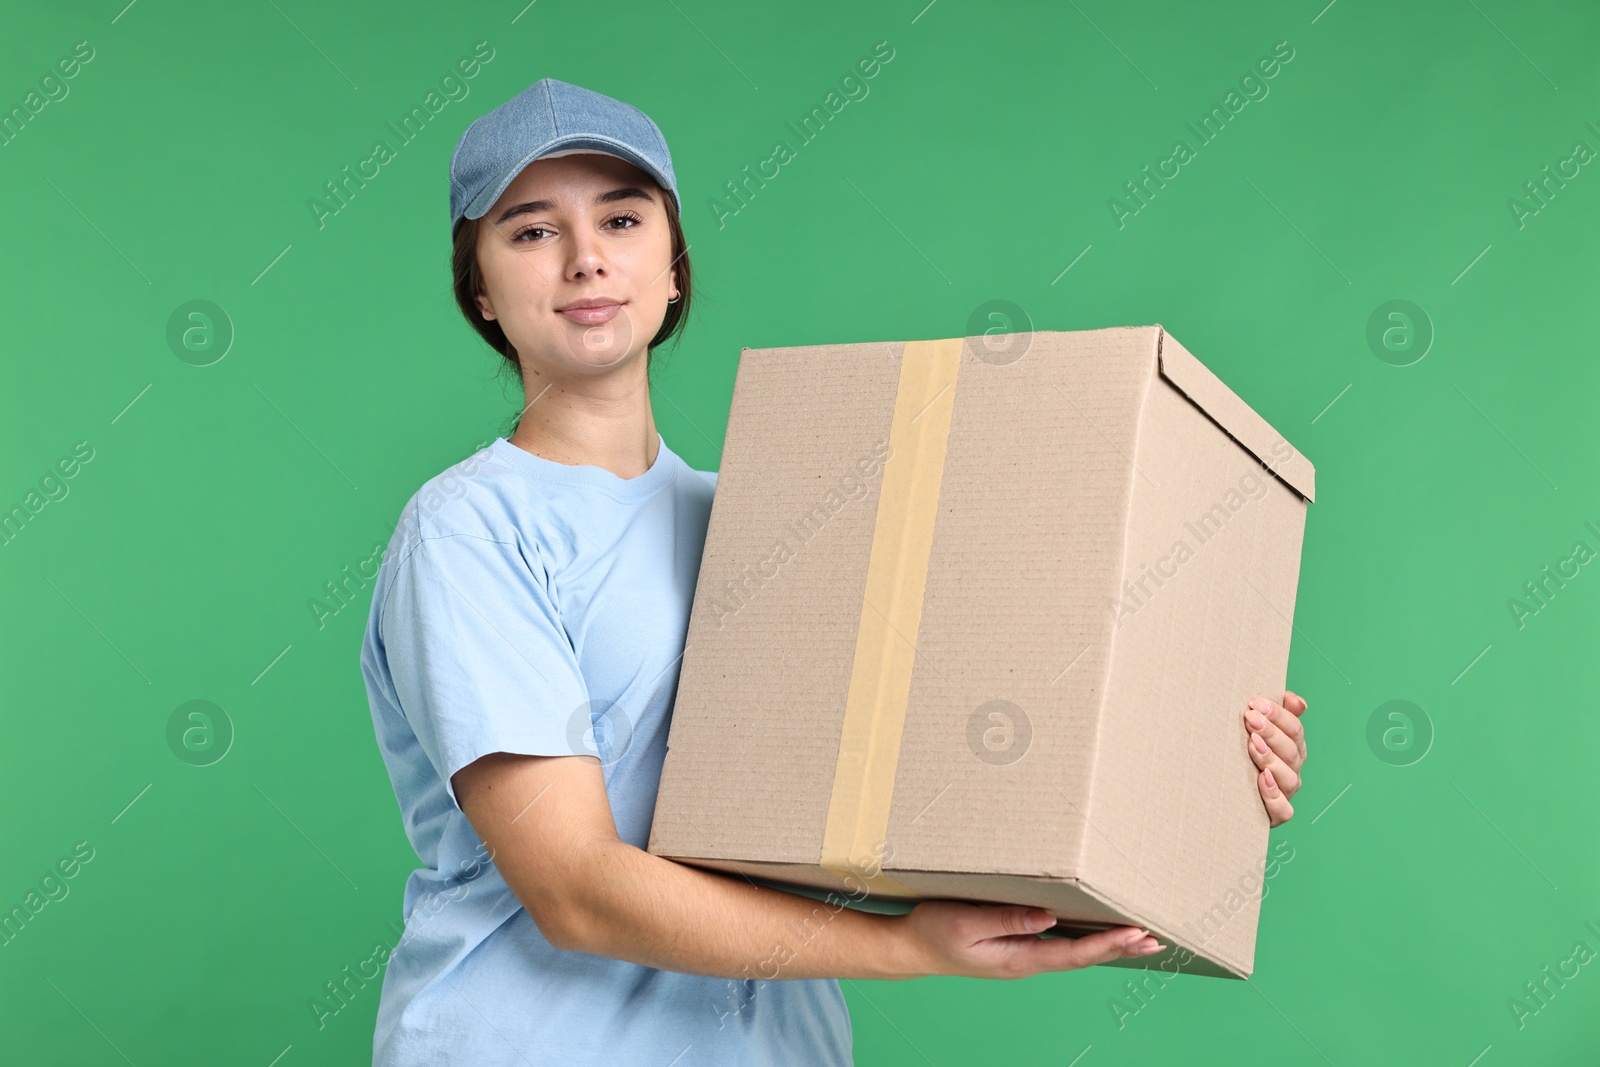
<box><xmin>553</xmin><ymin>837</ymin><xmax>928</xmax><ymax>982</ymax></box>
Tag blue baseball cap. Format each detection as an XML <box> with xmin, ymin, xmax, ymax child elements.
<box><xmin>448</xmin><ymin>77</ymin><xmax>679</xmax><ymax>240</ymax></box>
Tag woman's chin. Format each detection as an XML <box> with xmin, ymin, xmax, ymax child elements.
<box><xmin>518</xmin><ymin>335</ymin><xmax>647</xmax><ymax>376</ymax></box>
<box><xmin>563</xmin><ymin>308</ymin><xmax>643</xmax><ymax>368</ymax></box>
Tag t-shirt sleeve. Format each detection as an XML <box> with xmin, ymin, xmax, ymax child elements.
<box><xmin>378</xmin><ymin>532</ymin><xmax>591</xmax><ymax>809</ymax></box>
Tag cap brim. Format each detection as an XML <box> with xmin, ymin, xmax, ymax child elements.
<box><xmin>462</xmin><ymin>134</ymin><xmax>676</xmax><ymax>225</ymax></box>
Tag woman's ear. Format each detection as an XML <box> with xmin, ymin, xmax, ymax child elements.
<box><xmin>476</xmin><ymin>292</ymin><xmax>497</xmax><ymax>322</ymax></box>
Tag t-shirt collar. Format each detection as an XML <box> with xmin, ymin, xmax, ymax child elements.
<box><xmin>488</xmin><ymin>431</ymin><xmax>678</xmax><ymax>502</ymax></box>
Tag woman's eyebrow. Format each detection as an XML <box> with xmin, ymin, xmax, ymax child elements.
<box><xmin>495</xmin><ymin>186</ymin><xmax>655</xmax><ymax>224</ymax></box>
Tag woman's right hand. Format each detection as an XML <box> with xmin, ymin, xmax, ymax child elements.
<box><xmin>898</xmin><ymin>900</ymin><xmax>1164</xmax><ymax>979</ymax></box>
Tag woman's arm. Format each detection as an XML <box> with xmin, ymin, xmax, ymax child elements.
<box><xmin>454</xmin><ymin>751</ymin><xmax>1162</xmax><ymax>982</ymax></box>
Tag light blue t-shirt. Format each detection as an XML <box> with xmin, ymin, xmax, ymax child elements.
<box><xmin>358</xmin><ymin>432</ymin><xmax>853</xmax><ymax>1066</ymax></box>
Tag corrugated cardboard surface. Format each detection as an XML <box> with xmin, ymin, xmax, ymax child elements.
<box><xmin>1080</xmin><ymin>327</ymin><xmax>1307</xmax><ymax>976</ymax></box>
<box><xmin>648</xmin><ymin>339</ymin><xmax>906</xmax><ymax>866</ymax></box>
<box><xmin>648</xmin><ymin>325</ymin><xmax>1313</xmax><ymax>980</ymax></box>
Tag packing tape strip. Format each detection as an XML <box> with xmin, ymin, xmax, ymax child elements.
<box><xmin>818</xmin><ymin>336</ymin><xmax>965</xmax><ymax>898</ymax></box>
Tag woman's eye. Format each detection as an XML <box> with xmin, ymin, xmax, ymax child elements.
<box><xmin>511</xmin><ymin>213</ymin><xmax>638</xmax><ymax>242</ymax></box>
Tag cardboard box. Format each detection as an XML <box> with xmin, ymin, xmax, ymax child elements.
<box><xmin>646</xmin><ymin>325</ymin><xmax>1315</xmax><ymax>979</ymax></box>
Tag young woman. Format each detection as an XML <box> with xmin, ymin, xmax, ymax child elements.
<box><xmin>359</xmin><ymin>77</ymin><xmax>1311</xmax><ymax>1065</ymax></box>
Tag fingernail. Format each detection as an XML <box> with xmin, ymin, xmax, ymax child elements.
<box><xmin>1031</xmin><ymin>911</ymin><xmax>1057</xmax><ymax>931</ymax></box>
<box><xmin>1246</xmin><ymin>711</ymin><xmax>1267</xmax><ymax>731</ymax></box>
<box><xmin>1249</xmin><ymin>699</ymin><xmax>1268</xmax><ymax>711</ymax></box>
<box><xmin>1123</xmin><ymin>928</ymin><xmax>1147</xmax><ymax>945</ymax></box>
<box><xmin>1138</xmin><ymin>942</ymin><xmax>1164</xmax><ymax>955</ymax></box>
<box><xmin>1264</xmin><ymin>768</ymin><xmax>1277</xmax><ymax>791</ymax></box>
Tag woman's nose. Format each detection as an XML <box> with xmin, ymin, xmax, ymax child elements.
<box><xmin>565</xmin><ymin>229</ymin><xmax>608</xmax><ymax>278</ymax></box>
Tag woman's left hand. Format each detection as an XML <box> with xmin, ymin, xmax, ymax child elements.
<box><xmin>1243</xmin><ymin>690</ymin><xmax>1308</xmax><ymax>828</ymax></box>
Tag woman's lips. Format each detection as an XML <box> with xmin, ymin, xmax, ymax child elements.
<box><xmin>558</xmin><ymin>303</ymin><xmax>622</xmax><ymax>325</ymax></box>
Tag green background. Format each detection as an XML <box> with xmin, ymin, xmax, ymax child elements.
<box><xmin>2</xmin><ymin>0</ymin><xmax>1596</xmax><ymax>1063</ymax></box>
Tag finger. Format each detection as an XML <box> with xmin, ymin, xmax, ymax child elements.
<box><xmin>1247</xmin><ymin>698</ymin><xmax>1306</xmax><ymax>766</ymax></box>
<box><xmin>1259</xmin><ymin>767</ymin><xmax>1295</xmax><ymax>827</ymax></box>
<box><xmin>1283</xmin><ymin>690</ymin><xmax>1308</xmax><ymax>715</ymax></box>
<box><xmin>967</xmin><ymin>905</ymin><xmax>1085</xmax><ymax>947</ymax></box>
<box><xmin>1247</xmin><ymin>728</ymin><xmax>1301</xmax><ymax>792</ymax></box>
<box><xmin>1243</xmin><ymin>703</ymin><xmax>1299</xmax><ymax>766</ymax></box>
<box><xmin>1022</xmin><ymin>925</ymin><xmax>1165</xmax><ymax>972</ymax></box>
<box><xmin>1247</xmin><ymin>731</ymin><xmax>1301</xmax><ymax>796</ymax></box>
<box><xmin>986</xmin><ymin>906</ymin><xmax>1059</xmax><ymax>940</ymax></box>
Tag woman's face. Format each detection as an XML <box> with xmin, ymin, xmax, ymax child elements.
<box><xmin>473</xmin><ymin>151</ymin><xmax>677</xmax><ymax>377</ymax></box>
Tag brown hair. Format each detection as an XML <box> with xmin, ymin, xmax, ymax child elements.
<box><xmin>450</xmin><ymin>186</ymin><xmax>692</xmax><ymax>399</ymax></box>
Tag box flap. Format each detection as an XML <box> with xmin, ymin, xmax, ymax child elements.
<box><xmin>1154</xmin><ymin>326</ymin><xmax>1316</xmax><ymax>502</ymax></box>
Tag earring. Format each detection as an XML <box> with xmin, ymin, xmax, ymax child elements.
<box><xmin>667</xmin><ymin>292</ymin><xmax>681</xmax><ymax>304</ymax></box>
